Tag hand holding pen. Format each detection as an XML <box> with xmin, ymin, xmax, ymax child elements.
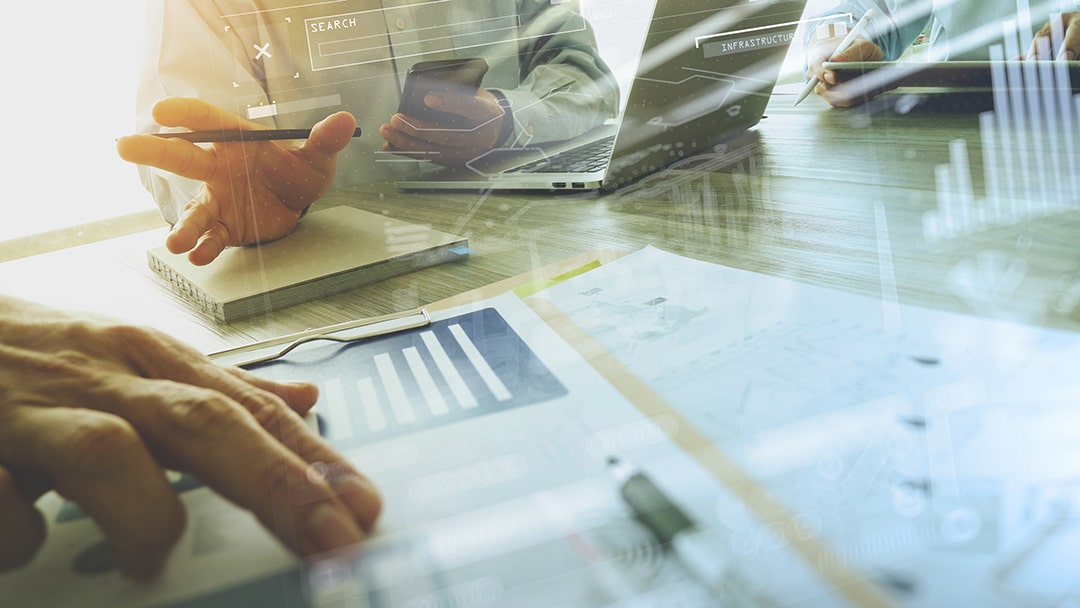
<box><xmin>151</xmin><ymin>127</ymin><xmax>362</xmax><ymax>143</ymax></box>
<box><xmin>796</xmin><ymin>9</ymin><xmax>880</xmax><ymax>107</ymax></box>
<box><xmin>116</xmin><ymin>97</ymin><xmax>359</xmax><ymax>266</ymax></box>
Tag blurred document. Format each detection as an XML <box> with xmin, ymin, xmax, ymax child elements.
<box><xmin>532</xmin><ymin>246</ymin><xmax>1080</xmax><ymax>608</ymax></box>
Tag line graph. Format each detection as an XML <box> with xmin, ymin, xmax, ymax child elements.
<box><xmin>252</xmin><ymin>308</ymin><xmax>567</xmax><ymax>447</ymax></box>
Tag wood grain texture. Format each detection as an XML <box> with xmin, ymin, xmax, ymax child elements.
<box><xmin>292</xmin><ymin>98</ymin><xmax>1080</xmax><ymax>337</ymax></box>
<box><xmin>3</xmin><ymin>97</ymin><xmax>1077</xmax><ymax>343</ymax></box>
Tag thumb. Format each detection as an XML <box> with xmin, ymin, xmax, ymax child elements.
<box><xmin>304</xmin><ymin>112</ymin><xmax>358</xmax><ymax>158</ymax></box>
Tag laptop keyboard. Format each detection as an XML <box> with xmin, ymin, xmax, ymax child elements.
<box><xmin>511</xmin><ymin>135</ymin><xmax>616</xmax><ymax>174</ymax></box>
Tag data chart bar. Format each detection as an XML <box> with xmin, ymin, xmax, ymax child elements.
<box><xmin>927</xmin><ymin>14</ymin><xmax>1080</xmax><ymax>246</ymax></box>
<box><xmin>357</xmin><ymin>378</ymin><xmax>387</xmax><ymax>433</ymax></box>
<box><xmin>1003</xmin><ymin>21</ymin><xmax>1037</xmax><ymax>205</ymax></box>
<box><xmin>1016</xmin><ymin>0</ymin><xmax>1034</xmax><ymax>53</ymax></box>
<box><xmin>247</xmin><ymin>94</ymin><xmax>342</xmax><ymax>120</ymax></box>
<box><xmin>323</xmin><ymin>379</ymin><xmax>354</xmax><ymax>441</ymax></box>
<box><xmin>375</xmin><ymin>353</ymin><xmax>417</xmax><ymax>425</ymax></box>
<box><xmin>252</xmin><ymin>308</ymin><xmax>568</xmax><ymax>445</ymax></box>
<box><xmin>449</xmin><ymin>324</ymin><xmax>512</xmax><ymax>401</ymax></box>
<box><xmin>1037</xmin><ymin>40</ymin><xmax>1065</xmax><ymax>209</ymax></box>
<box><xmin>421</xmin><ymin>331</ymin><xmax>478</xmax><ymax>409</ymax></box>
<box><xmin>1055</xmin><ymin>12</ymin><xmax>1080</xmax><ymax>202</ymax></box>
<box><xmin>404</xmin><ymin>346</ymin><xmax>450</xmax><ymax>417</ymax></box>
<box><xmin>949</xmin><ymin>140</ymin><xmax>975</xmax><ymax>227</ymax></box>
<box><xmin>935</xmin><ymin>164</ymin><xmax>955</xmax><ymax>237</ymax></box>
<box><xmin>979</xmin><ymin>112</ymin><xmax>1003</xmax><ymax>222</ymax></box>
<box><xmin>989</xmin><ymin>45</ymin><xmax>1019</xmax><ymax>209</ymax></box>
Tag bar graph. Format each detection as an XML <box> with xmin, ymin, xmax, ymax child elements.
<box><xmin>252</xmin><ymin>308</ymin><xmax>568</xmax><ymax>447</ymax></box>
<box><xmin>923</xmin><ymin>2</ymin><xmax>1080</xmax><ymax>242</ymax></box>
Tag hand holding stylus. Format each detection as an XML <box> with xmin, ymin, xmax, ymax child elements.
<box><xmin>117</xmin><ymin>98</ymin><xmax>358</xmax><ymax>265</ymax></box>
<box><xmin>797</xmin><ymin>9</ymin><xmax>880</xmax><ymax>107</ymax></box>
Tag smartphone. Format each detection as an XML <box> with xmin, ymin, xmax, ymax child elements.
<box><xmin>397</xmin><ymin>58</ymin><xmax>490</xmax><ymax>127</ymax></box>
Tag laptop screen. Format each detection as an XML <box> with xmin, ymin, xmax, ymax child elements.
<box><xmin>601</xmin><ymin>0</ymin><xmax>809</xmax><ymax>189</ymax></box>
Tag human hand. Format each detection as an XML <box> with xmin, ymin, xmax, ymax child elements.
<box><xmin>806</xmin><ymin>35</ymin><xmax>885</xmax><ymax>107</ymax></box>
<box><xmin>1027</xmin><ymin>12</ymin><xmax>1079</xmax><ymax>59</ymax></box>
<box><xmin>0</xmin><ymin>296</ymin><xmax>380</xmax><ymax>578</ymax></box>
<box><xmin>379</xmin><ymin>88</ymin><xmax>507</xmax><ymax>166</ymax></box>
<box><xmin>116</xmin><ymin>98</ymin><xmax>357</xmax><ymax>266</ymax></box>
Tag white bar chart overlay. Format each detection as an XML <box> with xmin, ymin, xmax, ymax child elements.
<box><xmin>923</xmin><ymin>4</ymin><xmax>1080</xmax><ymax>242</ymax></box>
<box><xmin>449</xmin><ymin>324</ymin><xmax>513</xmax><ymax>401</ymax></box>
<box><xmin>254</xmin><ymin>308</ymin><xmax>568</xmax><ymax>446</ymax></box>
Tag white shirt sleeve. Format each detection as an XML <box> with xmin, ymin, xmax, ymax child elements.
<box><xmin>135</xmin><ymin>0</ymin><xmax>274</xmax><ymax>224</ymax></box>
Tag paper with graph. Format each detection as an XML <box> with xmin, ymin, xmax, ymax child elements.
<box><xmin>5</xmin><ymin>247</ymin><xmax>1079</xmax><ymax>607</ymax></box>
<box><xmin>533</xmin><ymin>245</ymin><xmax>1080</xmax><ymax>607</ymax></box>
<box><xmin>2</xmin><ymin>290</ymin><xmax>783</xmax><ymax>608</ymax></box>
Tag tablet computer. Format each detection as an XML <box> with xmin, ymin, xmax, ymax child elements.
<box><xmin>822</xmin><ymin>60</ymin><xmax>1080</xmax><ymax>91</ymax></box>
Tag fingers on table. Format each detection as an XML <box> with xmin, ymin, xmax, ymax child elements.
<box><xmin>0</xmin><ymin>465</ymin><xmax>46</xmax><ymax>572</ymax></box>
<box><xmin>171</xmin><ymin>362</ymin><xmax>379</xmax><ymax>531</ymax></box>
<box><xmin>0</xmin><ymin>407</ymin><xmax>186</xmax><ymax>578</ymax></box>
<box><xmin>90</xmin><ymin>331</ymin><xmax>379</xmax><ymax>542</ymax></box>
<box><xmin>92</xmin><ymin>375</ymin><xmax>378</xmax><ymax>556</ymax></box>
<box><xmin>225</xmin><ymin>366</ymin><xmax>320</xmax><ymax>416</ymax></box>
<box><xmin>114</xmin><ymin>325</ymin><xmax>321</xmax><ymax>416</ymax></box>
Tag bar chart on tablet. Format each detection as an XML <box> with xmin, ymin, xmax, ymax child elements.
<box><xmin>251</xmin><ymin>308</ymin><xmax>568</xmax><ymax>447</ymax></box>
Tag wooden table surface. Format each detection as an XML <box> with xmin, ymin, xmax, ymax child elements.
<box><xmin>3</xmin><ymin>94</ymin><xmax>1077</xmax><ymax>348</ymax></box>
<box><xmin>298</xmin><ymin>95</ymin><xmax>1080</xmax><ymax>336</ymax></box>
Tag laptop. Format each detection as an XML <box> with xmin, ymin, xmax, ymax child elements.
<box><xmin>396</xmin><ymin>0</ymin><xmax>808</xmax><ymax>192</ymax></box>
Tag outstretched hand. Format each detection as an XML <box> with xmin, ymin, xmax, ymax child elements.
<box><xmin>0</xmin><ymin>296</ymin><xmax>380</xmax><ymax>578</ymax></box>
<box><xmin>117</xmin><ymin>98</ymin><xmax>356</xmax><ymax>265</ymax></box>
<box><xmin>380</xmin><ymin>88</ymin><xmax>507</xmax><ymax>166</ymax></box>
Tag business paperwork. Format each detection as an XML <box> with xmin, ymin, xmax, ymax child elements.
<box><xmin>3</xmin><ymin>247</ymin><xmax>1078</xmax><ymax>607</ymax></box>
<box><xmin>534</xmin><ymin>246</ymin><xmax>1080</xmax><ymax>607</ymax></box>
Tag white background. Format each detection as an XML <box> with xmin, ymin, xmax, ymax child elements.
<box><xmin>0</xmin><ymin>2</ymin><xmax>151</xmax><ymax>242</ymax></box>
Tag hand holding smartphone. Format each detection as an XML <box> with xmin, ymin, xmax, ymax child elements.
<box><xmin>397</xmin><ymin>58</ymin><xmax>490</xmax><ymax>127</ymax></box>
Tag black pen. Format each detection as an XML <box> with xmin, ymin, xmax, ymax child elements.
<box><xmin>608</xmin><ymin>455</ymin><xmax>780</xmax><ymax>604</ymax></box>
<box><xmin>608</xmin><ymin>457</ymin><xmax>725</xmax><ymax>581</ymax></box>
<box><xmin>151</xmin><ymin>127</ymin><xmax>362</xmax><ymax>143</ymax></box>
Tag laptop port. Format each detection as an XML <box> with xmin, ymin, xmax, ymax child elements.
<box><xmin>572</xmin><ymin>182</ymin><xmax>586</xmax><ymax>189</ymax></box>
<box><xmin>552</xmin><ymin>182</ymin><xmax>567</xmax><ymax>188</ymax></box>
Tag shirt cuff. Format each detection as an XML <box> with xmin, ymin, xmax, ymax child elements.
<box><xmin>486</xmin><ymin>89</ymin><xmax>516</xmax><ymax>148</ymax></box>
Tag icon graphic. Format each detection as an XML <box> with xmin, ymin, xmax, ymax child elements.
<box><xmin>254</xmin><ymin>42</ymin><xmax>272</xmax><ymax>60</ymax></box>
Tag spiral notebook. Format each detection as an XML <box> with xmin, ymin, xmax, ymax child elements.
<box><xmin>147</xmin><ymin>206</ymin><xmax>469</xmax><ymax>322</ymax></box>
